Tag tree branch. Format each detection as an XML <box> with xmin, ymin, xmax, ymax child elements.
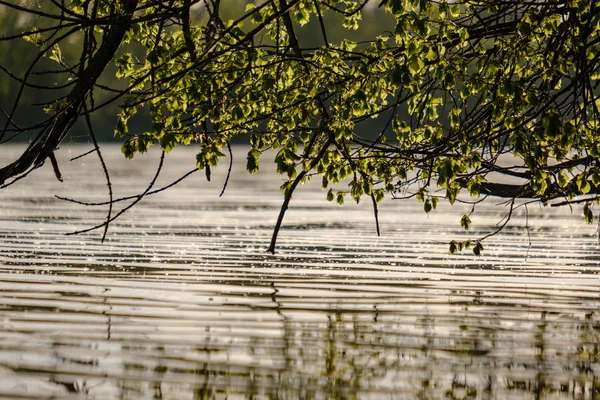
<box><xmin>0</xmin><ymin>0</ymin><xmax>138</xmax><ymax>184</ymax></box>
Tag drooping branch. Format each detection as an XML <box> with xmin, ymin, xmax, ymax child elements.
<box><xmin>67</xmin><ymin>150</ymin><xmax>165</xmax><ymax>236</ymax></box>
<box><xmin>0</xmin><ymin>0</ymin><xmax>598</xmax><ymax>254</ymax></box>
<box><xmin>267</xmin><ymin>136</ymin><xmax>333</xmax><ymax>254</ymax></box>
<box><xmin>0</xmin><ymin>0</ymin><xmax>139</xmax><ymax>185</ymax></box>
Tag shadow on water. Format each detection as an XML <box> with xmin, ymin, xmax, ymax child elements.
<box><xmin>1</xmin><ymin>145</ymin><xmax>600</xmax><ymax>399</ymax></box>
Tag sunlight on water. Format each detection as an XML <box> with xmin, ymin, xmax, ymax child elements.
<box><xmin>1</xmin><ymin>144</ymin><xmax>599</xmax><ymax>399</ymax></box>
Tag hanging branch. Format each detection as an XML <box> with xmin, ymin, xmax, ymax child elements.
<box><xmin>267</xmin><ymin>136</ymin><xmax>333</xmax><ymax>254</ymax></box>
<box><xmin>56</xmin><ymin>168</ymin><xmax>198</xmax><ymax>206</ymax></box>
<box><xmin>219</xmin><ymin>141</ymin><xmax>233</xmax><ymax>197</ymax></box>
<box><xmin>0</xmin><ymin>0</ymin><xmax>139</xmax><ymax>184</ymax></box>
<box><xmin>82</xmin><ymin>101</ymin><xmax>113</xmax><ymax>242</ymax></box>
<box><xmin>67</xmin><ymin>151</ymin><xmax>166</xmax><ymax>236</ymax></box>
<box><xmin>1</xmin><ymin>0</ymin><xmax>599</xmax><ymax>254</ymax></box>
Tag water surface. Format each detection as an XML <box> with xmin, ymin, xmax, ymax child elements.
<box><xmin>1</xmin><ymin>145</ymin><xmax>599</xmax><ymax>399</ymax></box>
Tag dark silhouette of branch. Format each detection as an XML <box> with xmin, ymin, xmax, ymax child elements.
<box><xmin>56</xmin><ymin>167</ymin><xmax>198</xmax><ymax>207</ymax></box>
<box><xmin>0</xmin><ymin>0</ymin><xmax>139</xmax><ymax>184</ymax></box>
<box><xmin>370</xmin><ymin>193</ymin><xmax>381</xmax><ymax>237</ymax></box>
<box><xmin>83</xmin><ymin>101</ymin><xmax>113</xmax><ymax>242</ymax></box>
<box><xmin>219</xmin><ymin>142</ymin><xmax>233</xmax><ymax>197</ymax></box>
<box><xmin>48</xmin><ymin>152</ymin><xmax>63</xmax><ymax>182</ymax></box>
<box><xmin>67</xmin><ymin>150</ymin><xmax>165</xmax><ymax>236</ymax></box>
<box><xmin>267</xmin><ymin>137</ymin><xmax>333</xmax><ymax>253</ymax></box>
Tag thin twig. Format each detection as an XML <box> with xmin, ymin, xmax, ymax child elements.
<box><xmin>66</xmin><ymin>150</ymin><xmax>165</xmax><ymax>236</ymax></box>
<box><xmin>56</xmin><ymin>167</ymin><xmax>198</xmax><ymax>206</ymax></box>
<box><xmin>70</xmin><ymin>148</ymin><xmax>97</xmax><ymax>161</ymax></box>
<box><xmin>370</xmin><ymin>193</ymin><xmax>380</xmax><ymax>236</ymax></box>
<box><xmin>478</xmin><ymin>198</ymin><xmax>515</xmax><ymax>242</ymax></box>
<box><xmin>83</xmin><ymin>101</ymin><xmax>113</xmax><ymax>242</ymax></box>
<box><xmin>219</xmin><ymin>141</ymin><xmax>233</xmax><ymax>197</ymax></box>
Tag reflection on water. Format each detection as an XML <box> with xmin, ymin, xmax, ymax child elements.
<box><xmin>0</xmin><ymin>145</ymin><xmax>599</xmax><ymax>399</ymax></box>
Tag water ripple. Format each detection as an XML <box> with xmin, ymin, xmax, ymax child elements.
<box><xmin>1</xmin><ymin>145</ymin><xmax>599</xmax><ymax>399</ymax></box>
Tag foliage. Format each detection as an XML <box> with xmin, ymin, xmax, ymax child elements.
<box><xmin>1</xmin><ymin>0</ymin><xmax>600</xmax><ymax>254</ymax></box>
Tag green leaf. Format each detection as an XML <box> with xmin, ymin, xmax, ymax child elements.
<box><xmin>247</xmin><ymin>150</ymin><xmax>260</xmax><ymax>173</ymax></box>
<box><xmin>408</xmin><ymin>57</ymin><xmax>424</xmax><ymax>75</ymax></box>
<box><xmin>446</xmin><ymin>187</ymin><xmax>457</xmax><ymax>205</ymax></box>
<box><xmin>577</xmin><ymin>174</ymin><xmax>591</xmax><ymax>194</ymax></box>
<box><xmin>449</xmin><ymin>240</ymin><xmax>457</xmax><ymax>254</ymax></box>
<box><xmin>48</xmin><ymin>44</ymin><xmax>62</xmax><ymax>64</ymax></box>
<box><xmin>473</xmin><ymin>242</ymin><xmax>483</xmax><ymax>256</ymax></box>
<box><xmin>584</xmin><ymin>202</ymin><xmax>594</xmax><ymax>224</ymax></box>
<box><xmin>558</xmin><ymin>170</ymin><xmax>570</xmax><ymax>187</ymax></box>
<box><xmin>467</xmin><ymin>180</ymin><xmax>481</xmax><ymax>197</ymax></box>
<box><xmin>326</xmin><ymin>188</ymin><xmax>334</xmax><ymax>202</ymax></box>
<box><xmin>430</xmin><ymin>196</ymin><xmax>438</xmax><ymax>209</ymax></box>
<box><xmin>159</xmin><ymin>134</ymin><xmax>176</xmax><ymax>152</ymax></box>
<box><xmin>460</xmin><ymin>214</ymin><xmax>471</xmax><ymax>231</ymax></box>
<box><xmin>196</xmin><ymin>152</ymin><xmax>206</xmax><ymax>169</ymax></box>
<box><xmin>424</xmin><ymin>199</ymin><xmax>432</xmax><ymax>213</ymax></box>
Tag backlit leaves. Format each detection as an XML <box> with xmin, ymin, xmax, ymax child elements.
<box><xmin>94</xmin><ymin>0</ymin><xmax>600</xmax><ymax>255</ymax></box>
